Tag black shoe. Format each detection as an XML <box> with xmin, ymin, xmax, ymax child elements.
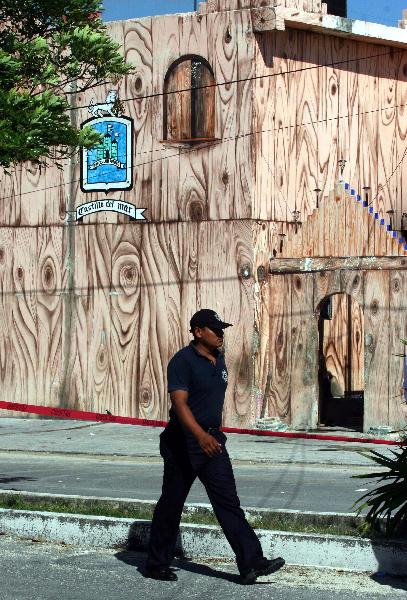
<box><xmin>146</xmin><ymin>566</ymin><xmax>178</xmax><ymax>581</ymax></box>
<box><xmin>241</xmin><ymin>557</ymin><xmax>285</xmax><ymax>585</ymax></box>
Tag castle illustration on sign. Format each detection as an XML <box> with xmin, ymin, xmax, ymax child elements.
<box><xmin>90</xmin><ymin>123</ymin><xmax>123</xmax><ymax>170</ymax></box>
<box><xmin>80</xmin><ymin>91</ymin><xmax>133</xmax><ymax>193</ymax></box>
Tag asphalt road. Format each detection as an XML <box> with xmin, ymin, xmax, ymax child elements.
<box><xmin>0</xmin><ymin>535</ymin><xmax>405</xmax><ymax>600</ymax></box>
<box><xmin>0</xmin><ymin>452</ymin><xmax>379</xmax><ymax>512</ymax></box>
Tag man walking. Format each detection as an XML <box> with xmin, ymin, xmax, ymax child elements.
<box><xmin>146</xmin><ymin>309</ymin><xmax>285</xmax><ymax>584</ymax></box>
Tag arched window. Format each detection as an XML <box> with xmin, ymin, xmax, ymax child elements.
<box><xmin>163</xmin><ymin>56</ymin><xmax>215</xmax><ymax>142</ymax></box>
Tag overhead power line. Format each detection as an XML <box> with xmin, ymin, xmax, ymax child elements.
<box><xmin>2</xmin><ymin>98</ymin><xmax>407</xmax><ymax>203</ymax></box>
<box><xmin>68</xmin><ymin>47</ymin><xmax>407</xmax><ymax>112</ymax></box>
<box><xmin>2</xmin><ymin>48</ymin><xmax>407</xmax><ymax>202</ymax></box>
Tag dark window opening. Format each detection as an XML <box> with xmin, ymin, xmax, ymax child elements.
<box><xmin>325</xmin><ymin>0</ymin><xmax>347</xmax><ymax>17</ymax></box>
<box><xmin>164</xmin><ymin>56</ymin><xmax>215</xmax><ymax>143</ymax></box>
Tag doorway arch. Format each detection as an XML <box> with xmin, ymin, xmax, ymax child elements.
<box><xmin>317</xmin><ymin>293</ymin><xmax>364</xmax><ymax>431</ymax></box>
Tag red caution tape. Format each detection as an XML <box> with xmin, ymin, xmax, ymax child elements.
<box><xmin>0</xmin><ymin>400</ymin><xmax>403</xmax><ymax>445</ymax></box>
<box><xmin>0</xmin><ymin>401</ymin><xmax>167</xmax><ymax>428</ymax></box>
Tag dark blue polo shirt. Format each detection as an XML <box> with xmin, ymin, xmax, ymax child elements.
<box><xmin>167</xmin><ymin>342</ymin><xmax>228</xmax><ymax>430</ymax></box>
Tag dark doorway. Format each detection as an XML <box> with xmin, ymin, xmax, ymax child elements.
<box><xmin>318</xmin><ymin>294</ymin><xmax>364</xmax><ymax>431</ymax></box>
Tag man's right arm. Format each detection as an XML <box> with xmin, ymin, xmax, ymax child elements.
<box><xmin>170</xmin><ymin>390</ymin><xmax>222</xmax><ymax>457</ymax></box>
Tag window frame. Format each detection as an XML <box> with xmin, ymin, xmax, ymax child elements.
<box><xmin>162</xmin><ymin>55</ymin><xmax>217</xmax><ymax>145</ymax></box>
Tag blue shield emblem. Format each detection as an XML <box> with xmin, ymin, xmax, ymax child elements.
<box><xmin>80</xmin><ymin>116</ymin><xmax>133</xmax><ymax>193</ymax></box>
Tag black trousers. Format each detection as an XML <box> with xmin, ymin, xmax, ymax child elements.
<box><xmin>146</xmin><ymin>429</ymin><xmax>264</xmax><ymax>575</ymax></box>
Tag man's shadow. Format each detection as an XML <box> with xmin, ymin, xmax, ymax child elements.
<box><xmin>114</xmin><ymin>549</ymin><xmax>240</xmax><ymax>583</ymax></box>
<box><xmin>0</xmin><ymin>475</ymin><xmax>36</xmax><ymax>484</ymax></box>
<box><xmin>370</xmin><ymin>572</ymin><xmax>407</xmax><ymax>592</ymax></box>
<box><xmin>114</xmin><ymin>522</ymin><xmax>241</xmax><ymax>584</ymax></box>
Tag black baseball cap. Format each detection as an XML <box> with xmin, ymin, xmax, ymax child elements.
<box><xmin>190</xmin><ymin>309</ymin><xmax>233</xmax><ymax>333</ymax></box>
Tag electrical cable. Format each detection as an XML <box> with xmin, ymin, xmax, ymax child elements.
<box><xmin>368</xmin><ymin>144</ymin><xmax>407</xmax><ymax>207</ymax></box>
<box><xmin>67</xmin><ymin>47</ymin><xmax>407</xmax><ymax>111</ymax></box>
<box><xmin>2</xmin><ymin>95</ymin><xmax>407</xmax><ymax>204</ymax></box>
<box><xmin>2</xmin><ymin>47</ymin><xmax>407</xmax><ymax>205</ymax></box>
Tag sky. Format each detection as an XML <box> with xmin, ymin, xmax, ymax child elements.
<box><xmin>101</xmin><ymin>1</ymin><xmax>407</xmax><ymax>28</ymax></box>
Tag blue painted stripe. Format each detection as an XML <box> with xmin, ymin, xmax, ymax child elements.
<box><xmin>392</xmin><ymin>231</ymin><xmax>397</xmax><ymax>238</ymax></box>
<box><xmin>357</xmin><ymin>194</ymin><xmax>361</xmax><ymax>201</ymax></box>
<box><xmin>380</xmin><ymin>218</ymin><xmax>385</xmax><ymax>225</ymax></box>
<box><xmin>351</xmin><ymin>189</ymin><xmax>355</xmax><ymax>195</ymax></box>
<box><xmin>363</xmin><ymin>200</ymin><xmax>368</xmax><ymax>207</ymax></box>
<box><xmin>374</xmin><ymin>213</ymin><xmax>379</xmax><ymax>219</ymax></box>
<box><xmin>387</xmin><ymin>224</ymin><xmax>391</xmax><ymax>231</ymax></box>
<box><xmin>369</xmin><ymin>207</ymin><xmax>374</xmax><ymax>214</ymax></box>
<box><xmin>345</xmin><ymin>183</ymin><xmax>349</xmax><ymax>190</ymax></box>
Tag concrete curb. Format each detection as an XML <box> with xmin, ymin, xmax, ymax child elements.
<box><xmin>0</xmin><ymin>507</ymin><xmax>406</xmax><ymax>576</ymax></box>
<box><xmin>0</xmin><ymin>489</ymin><xmax>365</xmax><ymax>532</ymax></box>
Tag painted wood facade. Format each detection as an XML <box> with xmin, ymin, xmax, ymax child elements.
<box><xmin>0</xmin><ymin>0</ymin><xmax>406</xmax><ymax>430</ymax></box>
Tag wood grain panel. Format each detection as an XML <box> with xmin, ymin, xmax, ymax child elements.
<box><xmin>36</xmin><ymin>228</ymin><xmax>63</xmax><ymax>408</ymax></box>
<box><xmin>197</xmin><ymin>221</ymin><xmax>254</xmax><ymax>426</ymax></box>
<box><xmin>314</xmin><ymin>269</ymin><xmax>341</xmax><ymax>308</ymax></box>
<box><xmin>322</xmin><ymin>294</ymin><xmax>364</xmax><ymax>394</ymax></box>
<box><xmin>336</xmin><ymin>193</ymin><xmax>346</xmax><ymax>257</ymax></box>
<box><xmin>0</xmin><ymin>230</ymin><xmax>13</xmax><ymax>405</ymax></box>
<box><xmin>0</xmin><ymin>167</ymin><xmax>21</xmax><ymax>226</ymax></box>
<box><xmin>388</xmin><ymin>271</ymin><xmax>407</xmax><ymax>429</ymax></box>
<box><xmin>364</xmin><ymin>270</ymin><xmax>390</xmax><ymax>430</ymax></box>
<box><xmin>254</xmin><ymin>32</ymin><xmax>276</xmax><ymax>220</ymax></box>
<box><xmin>335</xmin><ymin>38</ymin><xmax>349</xmax><ymax>181</ymax></box>
<box><xmin>346</xmin><ymin>42</ymin><xmax>361</xmax><ymax>194</ymax></box>
<box><xmin>340</xmin><ymin>269</ymin><xmax>363</xmax><ymax>304</ymax></box>
<box><xmin>45</xmin><ymin>164</ymin><xmax>67</xmax><ymax>227</ymax></box>
<box><xmin>123</xmin><ymin>18</ymin><xmax>153</xmax><ymax>222</ymax></box>
<box><xmin>167</xmin><ymin>222</ymin><xmax>199</xmax><ymax>361</ymax></box>
<box><xmin>110</xmin><ymin>224</ymin><xmax>141</xmax><ymax>417</ymax></box>
<box><xmin>350</xmin><ymin>295</ymin><xmax>364</xmax><ymax>391</ymax></box>
<box><xmin>268</xmin><ymin>274</ymin><xmax>291</xmax><ymax>421</ymax></box>
<box><xmin>358</xmin><ymin>43</ymin><xmax>379</xmax><ymax>214</ymax></box>
<box><xmin>295</xmin><ymin>32</ymin><xmax>318</xmax><ymax>220</ymax></box>
<box><xmin>65</xmin><ymin>225</ymin><xmax>89</xmax><ymax>411</ymax></box>
<box><xmin>317</xmin><ymin>36</ymin><xmax>339</xmax><ymax>201</ymax></box>
<box><xmin>323</xmin><ymin>294</ymin><xmax>348</xmax><ymax>394</ymax></box>
<box><xmin>86</xmin><ymin>225</ymin><xmax>113</xmax><ymax>413</ymax></box>
<box><xmin>291</xmin><ymin>273</ymin><xmax>318</xmax><ymax>429</ymax></box>
<box><xmin>178</xmin><ymin>14</ymin><xmax>210</xmax><ymax>221</ymax></box>
<box><xmin>234</xmin><ymin>7</ymin><xmax>255</xmax><ymax>219</ymax></box>
<box><xmin>273</xmin><ymin>30</ymin><xmax>298</xmax><ymax>221</ymax></box>
<box><xmin>20</xmin><ymin>162</ymin><xmax>46</xmax><ymax>226</ymax></box>
<box><xmin>139</xmin><ymin>224</ymin><xmax>169</xmax><ymax>420</ymax></box>
<box><xmin>253</xmin><ymin>222</ymin><xmax>277</xmax><ymax>417</ymax></box>
<box><xmin>207</xmin><ymin>10</ymin><xmax>238</xmax><ymax>219</ymax></box>
<box><xmin>377</xmin><ymin>49</ymin><xmax>398</xmax><ymax>221</ymax></box>
<box><xmin>396</xmin><ymin>50</ymin><xmax>407</xmax><ymax>229</ymax></box>
<box><xmin>11</xmin><ymin>229</ymin><xmax>38</xmax><ymax>404</ymax></box>
<box><xmin>152</xmin><ymin>15</ymin><xmax>181</xmax><ymax>222</ymax></box>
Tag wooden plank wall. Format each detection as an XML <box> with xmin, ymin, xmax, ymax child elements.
<box><xmin>264</xmin><ymin>267</ymin><xmax>406</xmax><ymax>430</ymax></box>
<box><xmin>0</xmin><ymin>219</ymin><xmax>255</xmax><ymax>425</ymax></box>
<box><xmin>1</xmin><ymin>7</ymin><xmax>407</xmax><ymax>429</ymax></box>
<box><xmin>198</xmin><ymin>0</ymin><xmax>325</xmax><ymax>14</ymax></box>
<box><xmin>254</xmin><ymin>31</ymin><xmax>407</xmax><ymax>229</ymax></box>
<box><xmin>3</xmin><ymin>15</ymin><xmax>407</xmax><ymax>229</ymax></box>
<box><xmin>272</xmin><ymin>185</ymin><xmax>407</xmax><ymax>259</ymax></box>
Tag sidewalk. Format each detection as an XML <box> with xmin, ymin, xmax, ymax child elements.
<box><xmin>0</xmin><ymin>417</ymin><xmax>406</xmax><ymax>575</ymax></box>
<box><xmin>0</xmin><ymin>417</ymin><xmax>399</xmax><ymax>466</ymax></box>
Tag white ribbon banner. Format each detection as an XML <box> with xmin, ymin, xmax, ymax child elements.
<box><xmin>76</xmin><ymin>200</ymin><xmax>146</xmax><ymax>221</ymax></box>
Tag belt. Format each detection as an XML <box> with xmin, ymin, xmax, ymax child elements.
<box><xmin>207</xmin><ymin>426</ymin><xmax>220</xmax><ymax>434</ymax></box>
